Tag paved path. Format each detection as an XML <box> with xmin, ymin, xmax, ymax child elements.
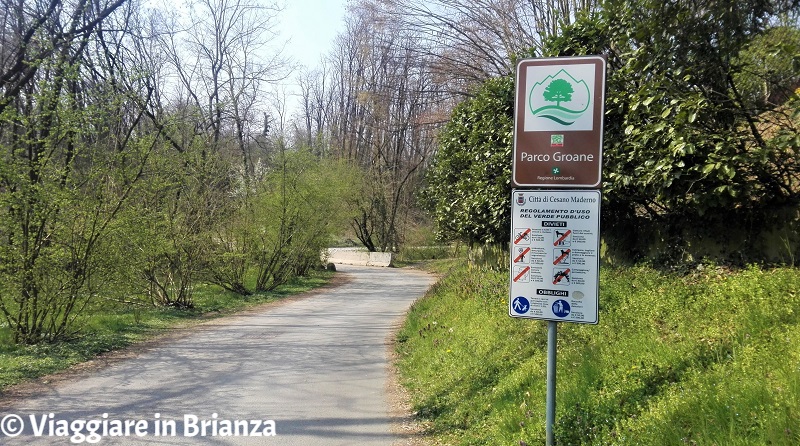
<box><xmin>0</xmin><ymin>265</ymin><xmax>435</xmax><ymax>445</ymax></box>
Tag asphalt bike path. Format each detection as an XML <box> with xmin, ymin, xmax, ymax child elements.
<box><xmin>0</xmin><ymin>265</ymin><xmax>435</xmax><ymax>445</ymax></box>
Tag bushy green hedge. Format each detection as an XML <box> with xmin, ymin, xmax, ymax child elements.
<box><xmin>420</xmin><ymin>77</ymin><xmax>514</xmax><ymax>245</ymax></box>
<box><xmin>422</xmin><ymin>0</ymin><xmax>800</xmax><ymax>264</ymax></box>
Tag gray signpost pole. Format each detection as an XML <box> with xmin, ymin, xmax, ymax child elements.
<box><xmin>511</xmin><ymin>56</ymin><xmax>605</xmax><ymax>446</ymax></box>
<box><xmin>546</xmin><ymin>321</ymin><xmax>557</xmax><ymax>445</ymax></box>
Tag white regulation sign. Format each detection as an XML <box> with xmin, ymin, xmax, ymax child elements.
<box><xmin>509</xmin><ymin>189</ymin><xmax>600</xmax><ymax>324</ymax></box>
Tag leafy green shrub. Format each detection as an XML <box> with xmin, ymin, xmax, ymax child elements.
<box><xmin>422</xmin><ymin>0</ymin><xmax>800</xmax><ymax>264</ymax></box>
<box><xmin>421</xmin><ymin>76</ymin><xmax>514</xmax><ymax>245</ymax></box>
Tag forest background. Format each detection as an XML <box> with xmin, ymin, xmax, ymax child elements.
<box><xmin>0</xmin><ymin>0</ymin><xmax>797</xmax><ymax>351</ymax></box>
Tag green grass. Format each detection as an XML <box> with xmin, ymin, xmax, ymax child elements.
<box><xmin>0</xmin><ymin>271</ymin><xmax>332</xmax><ymax>392</ymax></box>
<box><xmin>396</xmin><ymin>263</ymin><xmax>800</xmax><ymax>445</ymax></box>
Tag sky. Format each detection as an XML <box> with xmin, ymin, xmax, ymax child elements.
<box><xmin>277</xmin><ymin>0</ymin><xmax>348</xmax><ymax>69</ymax></box>
<box><xmin>276</xmin><ymin>0</ymin><xmax>349</xmax><ymax>119</ymax></box>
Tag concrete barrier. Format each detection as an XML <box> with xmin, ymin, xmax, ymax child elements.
<box><xmin>324</xmin><ymin>248</ymin><xmax>394</xmax><ymax>267</ymax></box>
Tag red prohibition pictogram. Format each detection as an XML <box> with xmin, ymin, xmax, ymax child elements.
<box><xmin>514</xmin><ymin>228</ymin><xmax>531</xmax><ymax>244</ymax></box>
<box><xmin>554</xmin><ymin>229</ymin><xmax>572</xmax><ymax>246</ymax></box>
<box><xmin>514</xmin><ymin>247</ymin><xmax>531</xmax><ymax>263</ymax></box>
<box><xmin>553</xmin><ymin>248</ymin><xmax>571</xmax><ymax>265</ymax></box>
<box><xmin>513</xmin><ymin>266</ymin><xmax>531</xmax><ymax>282</ymax></box>
<box><xmin>553</xmin><ymin>268</ymin><xmax>571</xmax><ymax>285</ymax></box>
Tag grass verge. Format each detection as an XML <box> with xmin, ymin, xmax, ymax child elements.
<box><xmin>0</xmin><ymin>271</ymin><xmax>333</xmax><ymax>392</ymax></box>
<box><xmin>396</xmin><ymin>262</ymin><xmax>800</xmax><ymax>445</ymax></box>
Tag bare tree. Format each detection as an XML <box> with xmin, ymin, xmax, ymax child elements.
<box><xmin>294</xmin><ymin>65</ymin><xmax>333</xmax><ymax>154</ymax></box>
<box><xmin>373</xmin><ymin>0</ymin><xmax>597</xmax><ymax>93</ymax></box>
<box><xmin>115</xmin><ymin>0</ymin><xmax>293</xmax><ymax>305</ymax></box>
<box><xmin>318</xmin><ymin>3</ymin><xmax>444</xmax><ymax>251</ymax></box>
<box><xmin>153</xmin><ymin>0</ymin><xmax>289</xmax><ymax>171</ymax></box>
<box><xmin>0</xmin><ymin>0</ymin><xmax>128</xmax><ymax>115</ymax></box>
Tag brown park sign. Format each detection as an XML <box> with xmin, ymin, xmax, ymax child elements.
<box><xmin>513</xmin><ymin>56</ymin><xmax>606</xmax><ymax>188</ymax></box>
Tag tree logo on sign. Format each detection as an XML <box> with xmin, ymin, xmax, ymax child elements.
<box><xmin>528</xmin><ymin>68</ymin><xmax>591</xmax><ymax>126</ymax></box>
<box><xmin>543</xmin><ymin>79</ymin><xmax>574</xmax><ymax>107</ymax></box>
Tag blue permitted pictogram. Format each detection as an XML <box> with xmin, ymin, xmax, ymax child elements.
<box><xmin>552</xmin><ymin>299</ymin><xmax>571</xmax><ymax>318</ymax></box>
<box><xmin>512</xmin><ymin>296</ymin><xmax>530</xmax><ymax>314</ymax></box>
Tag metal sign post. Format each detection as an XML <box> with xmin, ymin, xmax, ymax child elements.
<box><xmin>546</xmin><ymin>321</ymin><xmax>557</xmax><ymax>445</ymax></box>
<box><xmin>510</xmin><ymin>189</ymin><xmax>600</xmax><ymax>446</ymax></box>
<box><xmin>509</xmin><ymin>55</ymin><xmax>606</xmax><ymax>446</ymax></box>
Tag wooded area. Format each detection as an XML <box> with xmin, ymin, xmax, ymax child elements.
<box><xmin>0</xmin><ymin>0</ymin><xmax>358</xmax><ymax>343</ymax></box>
<box><xmin>0</xmin><ymin>0</ymin><xmax>798</xmax><ymax>344</ymax></box>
